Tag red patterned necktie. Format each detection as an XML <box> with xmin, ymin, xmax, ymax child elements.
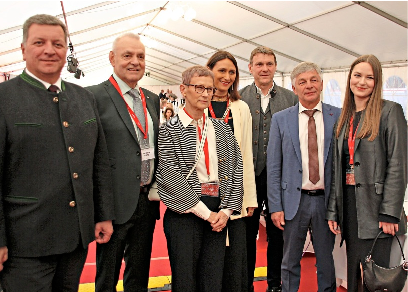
<box><xmin>303</xmin><ymin>109</ymin><xmax>319</xmax><ymax>184</ymax></box>
<box><xmin>48</xmin><ymin>85</ymin><xmax>59</xmax><ymax>93</ymax></box>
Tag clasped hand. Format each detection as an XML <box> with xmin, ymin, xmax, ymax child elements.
<box><xmin>207</xmin><ymin>211</ymin><xmax>229</xmax><ymax>232</ymax></box>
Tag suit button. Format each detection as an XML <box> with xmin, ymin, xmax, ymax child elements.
<box><xmin>53</xmin><ymin>97</ymin><xmax>59</xmax><ymax>103</ymax></box>
<box><xmin>297</xmin><ymin>187</ymin><xmax>300</xmax><ymax>191</ymax></box>
<box><xmin>256</xmin><ymin>110</ymin><xmax>260</xmax><ymax>114</ymax></box>
<box><xmin>136</xmin><ymin>175</ymin><xmax>141</xmax><ymax>179</ymax></box>
<box><xmin>219</xmin><ymin>178</ymin><xmax>223</xmax><ymax>182</ymax></box>
<box><xmin>264</xmin><ymin>138</ymin><xmax>267</xmax><ymax>141</ymax></box>
<box><xmin>69</xmin><ymin>201</ymin><xmax>76</xmax><ymax>207</ymax></box>
<box><xmin>136</xmin><ymin>151</ymin><xmax>140</xmax><ymax>156</ymax></box>
<box><xmin>299</xmin><ymin>170</ymin><xmax>302</xmax><ymax>173</ymax></box>
<box><xmin>264</xmin><ymin>152</ymin><xmax>266</xmax><ymax>155</ymax></box>
<box><xmin>219</xmin><ymin>159</ymin><xmax>223</xmax><ymax>162</ymax></box>
<box><xmin>263</xmin><ymin>123</ymin><xmax>267</xmax><ymax>127</ymax></box>
<box><xmin>63</xmin><ymin>121</ymin><xmax>69</xmax><ymax>128</ymax></box>
<box><xmin>356</xmin><ymin>183</ymin><xmax>361</xmax><ymax>188</ymax></box>
<box><xmin>254</xmin><ymin>141</ymin><xmax>258</xmax><ymax>145</ymax></box>
<box><xmin>68</xmin><ymin>146</ymin><xmax>74</xmax><ymax>153</ymax></box>
<box><xmin>254</xmin><ymin>126</ymin><xmax>258</xmax><ymax>130</ymax></box>
<box><xmin>355</xmin><ymin>162</ymin><xmax>360</xmax><ymax>166</ymax></box>
<box><xmin>263</xmin><ymin>116</ymin><xmax>267</xmax><ymax>120</ymax></box>
<box><xmin>73</xmin><ymin>173</ymin><xmax>78</xmax><ymax>179</ymax></box>
<box><xmin>256</xmin><ymin>94</ymin><xmax>260</xmax><ymax>99</ymax></box>
<box><xmin>263</xmin><ymin>130</ymin><xmax>267</xmax><ymax>134</ymax></box>
<box><xmin>224</xmin><ymin>176</ymin><xmax>228</xmax><ymax>180</ymax></box>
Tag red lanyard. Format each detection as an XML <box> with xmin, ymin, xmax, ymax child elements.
<box><xmin>208</xmin><ymin>99</ymin><xmax>230</xmax><ymax>124</ymax></box>
<box><xmin>109</xmin><ymin>76</ymin><xmax>148</xmax><ymax>139</ymax></box>
<box><xmin>348</xmin><ymin>115</ymin><xmax>359</xmax><ymax>165</ymax></box>
<box><xmin>184</xmin><ymin>109</ymin><xmax>210</xmax><ymax>176</ymax></box>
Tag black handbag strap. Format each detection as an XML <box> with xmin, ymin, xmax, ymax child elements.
<box><xmin>366</xmin><ymin>231</ymin><xmax>406</xmax><ymax>262</ymax></box>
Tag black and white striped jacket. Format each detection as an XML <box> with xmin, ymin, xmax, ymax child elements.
<box><xmin>156</xmin><ymin>115</ymin><xmax>244</xmax><ymax>215</ymax></box>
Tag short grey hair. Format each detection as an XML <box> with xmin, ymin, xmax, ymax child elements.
<box><xmin>182</xmin><ymin>65</ymin><xmax>214</xmax><ymax>85</ymax></box>
<box><xmin>23</xmin><ymin>14</ymin><xmax>67</xmax><ymax>44</ymax></box>
<box><xmin>112</xmin><ymin>32</ymin><xmax>141</xmax><ymax>52</ymax></box>
<box><xmin>250</xmin><ymin>46</ymin><xmax>277</xmax><ymax>64</ymax></box>
<box><xmin>291</xmin><ymin>62</ymin><xmax>322</xmax><ymax>84</ymax></box>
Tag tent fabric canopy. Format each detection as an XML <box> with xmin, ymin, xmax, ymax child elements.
<box><xmin>0</xmin><ymin>1</ymin><xmax>406</xmax><ymax>87</ymax></box>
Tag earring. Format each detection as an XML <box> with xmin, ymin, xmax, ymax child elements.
<box><xmin>230</xmin><ymin>84</ymin><xmax>234</xmax><ymax>91</ymax></box>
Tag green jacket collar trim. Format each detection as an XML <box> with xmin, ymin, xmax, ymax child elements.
<box><xmin>20</xmin><ymin>70</ymin><xmax>65</xmax><ymax>91</ymax></box>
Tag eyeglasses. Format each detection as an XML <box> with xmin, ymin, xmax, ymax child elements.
<box><xmin>184</xmin><ymin>84</ymin><xmax>217</xmax><ymax>95</ymax></box>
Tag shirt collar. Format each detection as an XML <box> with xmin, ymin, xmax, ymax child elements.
<box><xmin>254</xmin><ymin>82</ymin><xmax>274</xmax><ymax>96</ymax></box>
<box><xmin>178</xmin><ymin>108</ymin><xmax>205</xmax><ymax>129</ymax></box>
<box><xmin>112</xmin><ymin>72</ymin><xmax>139</xmax><ymax>95</ymax></box>
<box><xmin>25</xmin><ymin>68</ymin><xmax>62</xmax><ymax>91</ymax></box>
<box><xmin>298</xmin><ymin>100</ymin><xmax>322</xmax><ymax>114</ymax></box>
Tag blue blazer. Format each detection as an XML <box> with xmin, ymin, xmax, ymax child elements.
<box><xmin>267</xmin><ymin>102</ymin><xmax>340</xmax><ymax>220</ymax></box>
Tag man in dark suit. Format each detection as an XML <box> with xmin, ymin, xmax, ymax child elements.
<box><xmin>240</xmin><ymin>46</ymin><xmax>298</xmax><ymax>292</ymax></box>
<box><xmin>0</xmin><ymin>14</ymin><xmax>114</xmax><ymax>292</ymax></box>
<box><xmin>86</xmin><ymin>33</ymin><xmax>160</xmax><ymax>292</ymax></box>
<box><xmin>267</xmin><ymin>62</ymin><xmax>340</xmax><ymax>292</ymax></box>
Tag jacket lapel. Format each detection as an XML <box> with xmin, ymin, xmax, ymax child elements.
<box><xmin>353</xmin><ymin>110</ymin><xmax>366</xmax><ymax>152</ymax></box>
<box><xmin>322</xmin><ymin>103</ymin><xmax>336</xmax><ymax>164</ymax></box>
<box><xmin>288</xmin><ymin>104</ymin><xmax>302</xmax><ymax>165</ymax></box>
<box><xmin>105</xmin><ymin>81</ymin><xmax>138</xmax><ymax>142</ymax></box>
<box><xmin>143</xmin><ymin>88</ymin><xmax>159</xmax><ymax>142</ymax></box>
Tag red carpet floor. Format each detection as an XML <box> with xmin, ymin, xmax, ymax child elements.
<box><xmin>80</xmin><ymin>202</ymin><xmax>347</xmax><ymax>292</ymax></box>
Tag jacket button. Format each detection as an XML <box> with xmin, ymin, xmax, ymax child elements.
<box><xmin>68</xmin><ymin>146</ymin><xmax>74</xmax><ymax>153</ymax></box>
<box><xmin>256</xmin><ymin>94</ymin><xmax>260</xmax><ymax>99</ymax></box>
<box><xmin>224</xmin><ymin>176</ymin><xmax>228</xmax><ymax>180</ymax></box>
<box><xmin>297</xmin><ymin>187</ymin><xmax>300</xmax><ymax>191</ymax></box>
<box><xmin>219</xmin><ymin>178</ymin><xmax>222</xmax><ymax>182</ymax></box>
<box><xmin>254</xmin><ymin>141</ymin><xmax>258</xmax><ymax>145</ymax></box>
<box><xmin>63</xmin><ymin>121</ymin><xmax>69</xmax><ymax>128</ymax></box>
<box><xmin>53</xmin><ymin>97</ymin><xmax>59</xmax><ymax>103</ymax></box>
<box><xmin>299</xmin><ymin>170</ymin><xmax>302</xmax><ymax>173</ymax></box>
<box><xmin>136</xmin><ymin>175</ymin><xmax>141</xmax><ymax>179</ymax></box>
<box><xmin>256</xmin><ymin>110</ymin><xmax>260</xmax><ymax>114</ymax></box>
<box><xmin>136</xmin><ymin>151</ymin><xmax>140</xmax><ymax>156</ymax></box>
<box><xmin>69</xmin><ymin>201</ymin><xmax>76</xmax><ymax>207</ymax></box>
<box><xmin>263</xmin><ymin>130</ymin><xmax>267</xmax><ymax>134</ymax></box>
<box><xmin>263</xmin><ymin>116</ymin><xmax>267</xmax><ymax>120</ymax></box>
<box><xmin>356</xmin><ymin>183</ymin><xmax>361</xmax><ymax>188</ymax></box>
<box><xmin>254</xmin><ymin>126</ymin><xmax>258</xmax><ymax>130</ymax></box>
<box><xmin>355</xmin><ymin>162</ymin><xmax>360</xmax><ymax>166</ymax></box>
<box><xmin>73</xmin><ymin>173</ymin><xmax>78</xmax><ymax>179</ymax></box>
<box><xmin>219</xmin><ymin>159</ymin><xmax>223</xmax><ymax>162</ymax></box>
<box><xmin>263</xmin><ymin>123</ymin><xmax>267</xmax><ymax>127</ymax></box>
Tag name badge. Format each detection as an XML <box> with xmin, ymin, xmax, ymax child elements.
<box><xmin>141</xmin><ymin>148</ymin><xmax>155</xmax><ymax>161</ymax></box>
<box><xmin>345</xmin><ymin>165</ymin><xmax>355</xmax><ymax>185</ymax></box>
<box><xmin>201</xmin><ymin>182</ymin><xmax>219</xmax><ymax>197</ymax></box>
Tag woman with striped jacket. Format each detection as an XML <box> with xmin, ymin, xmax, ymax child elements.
<box><xmin>156</xmin><ymin>65</ymin><xmax>244</xmax><ymax>292</ymax></box>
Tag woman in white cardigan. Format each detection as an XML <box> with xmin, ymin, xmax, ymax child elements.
<box><xmin>207</xmin><ymin>51</ymin><xmax>258</xmax><ymax>292</ymax></box>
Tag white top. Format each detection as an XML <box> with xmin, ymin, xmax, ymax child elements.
<box><xmin>255</xmin><ymin>82</ymin><xmax>275</xmax><ymax>113</ymax></box>
<box><xmin>298</xmin><ymin>101</ymin><xmax>325</xmax><ymax>190</ymax></box>
<box><xmin>26</xmin><ymin>69</ymin><xmax>62</xmax><ymax>92</ymax></box>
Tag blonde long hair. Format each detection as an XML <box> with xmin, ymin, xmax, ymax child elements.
<box><xmin>336</xmin><ymin>55</ymin><xmax>383</xmax><ymax>141</ymax></box>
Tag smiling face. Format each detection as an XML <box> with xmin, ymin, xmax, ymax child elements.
<box><xmin>181</xmin><ymin>75</ymin><xmax>214</xmax><ymax>115</ymax></box>
<box><xmin>248</xmin><ymin>53</ymin><xmax>277</xmax><ymax>88</ymax></box>
<box><xmin>109</xmin><ymin>36</ymin><xmax>145</xmax><ymax>88</ymax></box>
<box><xmin>210</xmin><ymin>58</ymin><xmax>236</xmax><ymax>96</ymax></box>
<box><xmin>292</xmin><ymin>70</ymin><xmax>323</xmax><ymax>109</ymax></box>
<box><xmin>21</xmin><ymin>23</ymin><xmax>67</xmax><ymax>84</ymax></box>
<box><xmin>350</xmin><ymin>62</ymin><xmax>375</xmax><ymax>102</ymax></box>
<box><xmin>165</xmin><ymin>109</ymin><xmax>173</xmax><ymax>120</ymax></box>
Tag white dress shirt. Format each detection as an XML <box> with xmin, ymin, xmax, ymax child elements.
<box><xmin>26</xmin><ymin>68</ymin><xmax>62</xmax><ymax>92</ymax></box>
<box><xmin>255</xmin><ymin>83</ymin><xmax>274</xmax><ymax>113</ymax></box>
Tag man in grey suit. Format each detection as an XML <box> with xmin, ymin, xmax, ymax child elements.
<box><xmin>267</xmin><ymin>62</ymin><xmax>340</xmax><ymax>292</ymax></box>
<box><xmin>0</xmin><ymin>14</ymin><xmax>114</xmax><ymax>292</ymax></box>
<box><xmin>86</xmin><ymin>33</ymin><xmax>160</xmax><ymax>292</ymax></box>
<box><xmin>240</xmin><ymin>46</ymin><xmax>298</xmax><ymax>292</ymax></box>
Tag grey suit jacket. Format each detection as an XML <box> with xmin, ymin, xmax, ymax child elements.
<box><xmin>267</xmin><ymin>102</ymin><xmax>341</xmax><ymax>220</ymax></box>
<box><xmin>327</xmin><ymin>100</ymin><xmax>407</xmax><ymax>239</ymax></box>
<box><xmin>0</xmin><ymin>72</ymin><xmax>114</xmax><ymax>256</ymax></box>
<box><xmin>240</xmin><ymin>82</ymin><xmax>298</xmax><ymax>172</ymax></box>
<box><xmin>86</xmin><ymin>78</ymin><xmax>160</xmax><ymax>224</ymax></box>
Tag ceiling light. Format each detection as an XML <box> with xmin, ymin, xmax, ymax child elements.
<box><xmin>171</xmin><ymin>6</ymin><xmax>184</xmax><ymax>21</ymax></box>
<box><xmin>184</xmin><ymin>7</ymin><xmax>196</xmax><ymax>21</ymax></box>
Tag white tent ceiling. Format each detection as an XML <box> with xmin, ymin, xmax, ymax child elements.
<box><xmin>0</xmin><ymin>1</ymin><xmax>407</xmax><ymax>87</ymax></box>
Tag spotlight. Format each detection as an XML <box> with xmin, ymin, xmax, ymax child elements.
<box><xmin>67</xmin><ymin>55</ymin><xmax>78</xmax><ymax>73</ymax></box>
<box><xmin>74</xmin><ymin>68</ymin><xmax>85</xmax><ymax>79</ymax></box>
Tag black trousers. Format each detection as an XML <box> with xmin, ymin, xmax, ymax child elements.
<box><xmin>0</xmin><ymin>245</ymin><xmax>87</xmax><ymax>292</ymax></box>
<box><xmin>222</xmin><ymin>218</ymin><xmax>248</xmax><ymax>292</ymax></box>
<box><xmin>164</xmin><ymin>196</ymin><xmax>226</xmax><ymax>292</ymax></box>
<box><xmin>95</xmin><ymin>192</ymin><xmax>157</xmax><ymax>292</ymax></box>
<box><xmin>244</xmin><ymin>168</ymin><xmax>283</xmax><ymax>290</ymax></box>
<box><xmin>343</xmin><ymin>186</ymin><xmax>393</xmax><ymax>292</ymax></box>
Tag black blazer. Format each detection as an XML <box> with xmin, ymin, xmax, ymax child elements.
<box><xmin>87</xmin><ymin>79</ymin><xmax>160</xmax><ymax>224</ymax></box>
<box><xmin>327</xmin><ymin>100</ymin><xmax>407</xmax><ymax>239</ymax></box>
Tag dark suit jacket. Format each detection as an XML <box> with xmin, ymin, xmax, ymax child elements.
<box><xmin>240</xmin><ymin>82</ymin><xmax>298</xmax><ymax>173</ymax></box>
<box><xmin>267</xmin><ymin>102</ymin><xmax>341</xmax><ymax>220</ymax></box>
<box><xmin>86</xmin><ymin>79</ymin><xmax>160</xmax><ymax>224</ymax></box>
<box><xmin>326</xmin><ymin>100</ymin><xmax>407</xmax><ymax>239</ymax></box>
<box><xmin>0</xmin><ymin>72</ymin><xmax>114</xmax><ymax>257</ymax></box>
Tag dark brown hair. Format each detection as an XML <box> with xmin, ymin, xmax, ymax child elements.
<box><xmin>206</xmin><ymin>51</ymin><xmax>241</xmax><ymax>101</ymax></box>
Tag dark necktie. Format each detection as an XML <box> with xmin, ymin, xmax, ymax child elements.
<box><xmin>48</xmin><ymin>85</ymin><xmax>59</xmax><ymax>93</ymax></box>
<box><xmin>128</xmin><ymin>88</ymin><xmax>150</xmax><ymax>185</ymax></box>
<box><xmin>303</xmin><ymin>109</ymin><xmax>319</xmax><ymax>184</ymax></box>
